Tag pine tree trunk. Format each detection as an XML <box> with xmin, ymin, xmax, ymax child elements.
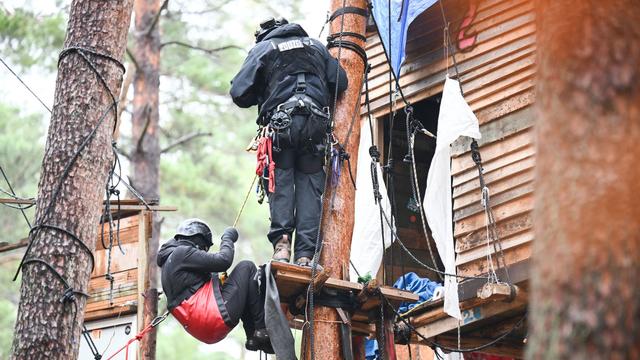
<box><xmin>302</xmin><ymin>0</ymin><xmax>368</xmax><ymax>358</ymax></box>
<box><xmin>131</xmin><ymin>0</ymin><xmax>162</xmax><ymax>359</ymax></box>
<box><xmin>528</xmin><ymin>1</ymin><xmax>640</xmax><ymax>359</ymax></box>
<box><xmin>10</xmin><ymin>1</ymin><xmax>133</xmax><ymax>359</ymax></box>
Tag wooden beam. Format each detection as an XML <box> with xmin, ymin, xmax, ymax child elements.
<box><xmin>410</xmin><ymin>289</ymin><xmax>527</xmax><ymax>340</ymax></box>
<box><xmin>137</xmin><ymin>210</ymin><xmax>148</xmax><ymax>360</ymax></box>
<box><xmin>0</xmin><ymin>238</ymin><xmax>29</xmax><ymax>253</ymax></box>
<box><xmin>433</xmin><ymin>335</ymin><xmax>524</xmax><ymax>358</ymax></box>
<box><xmin>272</xmin><ymin>261</ymin><xmax>418</xmax><ymax>304</ymax></box>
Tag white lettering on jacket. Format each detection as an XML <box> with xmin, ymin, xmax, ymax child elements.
<box><xmin>278</xmin><ymin>39</ymin><xmax>304</xmax><ymax>52</ymax></box>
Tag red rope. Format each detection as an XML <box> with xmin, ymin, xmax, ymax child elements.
<box><xmin>105</xmin><ymin>312</ymin><xmax>168</xmax><ymax>360</ymax></box>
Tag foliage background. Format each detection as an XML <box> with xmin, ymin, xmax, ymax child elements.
<box><xmin>0</xmin><ymin>0</ymin><xmax>327</xmax><ymax>358</ymax></box>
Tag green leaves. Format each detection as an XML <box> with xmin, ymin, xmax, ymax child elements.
<box><xmin>0</xmin><ymin>9</ymin><xmax>66</xmax><ymax>69</ymax></box>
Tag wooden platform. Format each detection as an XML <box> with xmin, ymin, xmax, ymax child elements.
<box><xmin>271</xmin><ymin>261</ymin><xmax>418</xmax><ymax>335</ymax></box>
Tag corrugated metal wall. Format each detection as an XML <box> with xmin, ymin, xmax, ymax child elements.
<box><xmin>365</xmin><ymin>0</ymin><xmax>535</xmax><ymax>278</ymax></box>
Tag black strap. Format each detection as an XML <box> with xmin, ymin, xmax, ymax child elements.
<box><xmin>327</xmin><ymin>39</ymin><xmax>368</xmax><ymax>65</ymax></box>
<box><xmin>329</xmin><ymin>6</ymin><xmax>369</xmax><ymax>22</ymax></box>
<box><xmin>295</xmin><ymin>73</ymin><xmax>307</xmax><ymax>93</ymax></box>
<box><xmin>327</xmin><ymin>32</ymin><xmax>367</xmax><ymax>43</ymax></box>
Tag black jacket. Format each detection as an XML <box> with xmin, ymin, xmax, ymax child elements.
<box><xmin>230</xmin><ymin>23</ymin><xmax>348</xmax><ymax>122</ymax></box>
<box><xmin>157</xmin><ymin>230</ymin><xmax>236</xmax><ymax>310</ymax></box>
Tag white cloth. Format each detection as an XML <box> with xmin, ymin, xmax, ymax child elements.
<box><xmin>350</xmin><ymin>120</ymin><xmax>395</xmax><ymax>281</ymax></box>
<box><xmin>424</xmin><ymin>76</ymin><xmax>481</xmax><ymax>319</ymax></box>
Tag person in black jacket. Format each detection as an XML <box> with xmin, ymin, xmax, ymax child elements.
<box><xmin>157</xmin><ymin>218</ymin><xmax>271</xmax><ymax>352</ymax></box>
<box><xmin>230</xmin><ymin>17</ymin><xmax>348</xmax><ymax>266</ymax></box>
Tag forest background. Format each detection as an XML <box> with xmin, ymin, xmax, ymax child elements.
<box><xmin>0</xmin><ymin>0</ymin><xmax>327</xmax><ymax>358</ymax></box>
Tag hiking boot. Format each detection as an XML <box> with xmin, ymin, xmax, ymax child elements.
<box><xmin>272</xmin><ymin>235</ymin><xmax>291</xmax><ymax>262</ymax></box>
<box><xmin>245</xmin><ymin>329</ymin><xmax>273</xmax><ymax>353</ymax></box>
<box><xmin>295</xmin><ymin>256</ymin><xmax>324</xmax><ymax>272</ymax></box>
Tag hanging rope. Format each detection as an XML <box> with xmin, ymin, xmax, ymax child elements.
<box><xmin>233</xmin><ymin>174</ymin><xmax>258</xmax><ymax>227</ymax></box>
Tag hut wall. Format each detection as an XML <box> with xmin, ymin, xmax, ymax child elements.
<box><xmin>364</xmin><ymin>0</ymin><xmax>536</xmax><ymax>278</ymax></box>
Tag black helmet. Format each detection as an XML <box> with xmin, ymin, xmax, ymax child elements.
<box><xmin>254</xmin><ymin>17</ymin><xmax>288</xmax><ymax>42</ymax></box>
<box><xmin>176</xmin><ymin>218</ymin><xmax>213</xmax><ymax>247</ymax></box>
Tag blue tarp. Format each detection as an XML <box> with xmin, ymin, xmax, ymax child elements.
<box><xmin>371</xmin><ymin>0</ymin><xmax>438</xmax><ymax>76</ymax></box>
<box><xmin>365</xmin><ymin>338</ymin><xmax>379</xmax><ymax>359</ymax></box>
<box><xmin>393</xmin><ymin>272</ymin><xmax>442</xmax><ymax>313</ymax></box>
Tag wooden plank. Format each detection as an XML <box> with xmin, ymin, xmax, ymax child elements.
<box><xmin>456</xmin><ymin>229</ymin><xmax>533</xmax><ymax>265</ymax></box>
<box><xmin>91</xmin><ymin>243</ymin><xmax>139</xmax><ymax>276</ymax></box>
<box><xmin>452</xmin><ymin>118</ymin><xmax>533</xmax><ymax>171</ymax></box>
<box><xmin>451</xmin><ymin>107</ymin><xmax>534</xmax><ymax>163</ymax></box>
<box><xmin>411</xmin><ymin>290</ymin><xmax>527</xmax><ymax>339</ymax></box>
<box><xmin>454</xmin><ymin>167</ymin><xmax>533</xmax><ymax>211</ymax></box>
<box><xmin>271</xmin><ymin>261</ymin><xmax>419</xmax><ymax>303</ymax></box>
<box><xmin>453</xmin><ymin>156</ymin><xmax>534</xmax><ymax>201</ymax></box>
<box><xmin>470</xmin><ymin>76</ymin><xmax>535</xmax><ymax>112</ymax></box>
<box><xmin>85</xmin><ymin>293</ymin><xmax>138</xmax><ymax>313</ymax></box>
<box><xmin>453</xmin><ymin>144</ymin><xmax>535</xmax><ymax>186</ymax></box>
<box><xmin>458</xmin><ymin>242</ymin><xmax>532</xmax><ymax>277</ymax></box>
<box><xmin>367</xmin><ymin>11</ymin><xmax>537</xmax><ymax>105</ymax></box>
<box><xmin>84</xmin><ymin>305</ymin><xmax>137</xmax><ymax>322</ymax></box>
<box><xmin>454</xmin><ymin>194</ymin><xmax>533</xmax><ymax>237</ymax></box>
<box><xmin>453</xmin><ymin>179</ymin><xmax>533</xmax><ymax>222</ymax></box>
<box><xmin>367</xmin><ymin>24</ymin><xmax>536</xmax><ymax>105</ymax></box>
<box><xmin>88</xmin><ymin>268</ymin><xmax>138</xmax><ymax>293</ymax></box>
<box><xmin>433</xmin><ymin>335</ymin><xmax>524</xmax><ymax>358</ymax></box>
<box><xmin>456</xmin><ymin>211</ymin><xmax>532</xmax><ymax>253</ymax></box>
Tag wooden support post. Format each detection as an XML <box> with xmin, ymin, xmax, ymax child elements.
<box><xmin>137</xmin><ymin>210</ymin><xmax>149</xmax><ymax>360</ymax></box>
<box><xmin>375</xmin><ymin>304</ymin><xmax>397</xmax><ymax>360</ymax></box>
<box><xmin>301</xmin><ymin>0</ymin><xmax>368</xmax><ymax>358</ymax></box>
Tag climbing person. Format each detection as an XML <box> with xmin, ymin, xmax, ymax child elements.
<box><xmin>230</xmin><ymin>17</ymin><xmax>348</xmax><ymax>266</ymax></box>
<box><xmin>157</xmin><ymin>218</ymin><xmax>272</xmax><ymax>353</ymax></box>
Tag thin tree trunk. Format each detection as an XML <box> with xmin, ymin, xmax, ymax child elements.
<box><xmin>10</xmin><ymin>1</ymin><xmax>133</xmax><ymax>358</ymax></box>
<box><xmin>529</xmin><ymin>1</ymin><xmax>640</xmax><ymax>359</ymax></box>
<box><xmin>131</xmin><ymin>0</ymin><xmax>162</xmax><ymax>358</ymax></box>
<box><xmin>302</xmin><ymin>0</ymin><xmax>368</xmax><ymax>358</ymax></box>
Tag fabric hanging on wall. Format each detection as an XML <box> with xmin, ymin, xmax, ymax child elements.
<box><xmin>424</xmin><ymin>76</ymin><xmax>481</xmax><ymax>319</ymax></box>
<box><xmin>371</xmin><ymin>0</ymin><xmax>438</xmax><ymax>76</ymax></box>
<box><xmin>349</xmin><ymin>120</ymin><xmax>394</xmax><ymax>282</ymax></box>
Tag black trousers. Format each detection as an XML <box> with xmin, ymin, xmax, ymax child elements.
<box><xmin>267</xmin><ymin>114</ymin><xmax>326</xmax><ymax>260</ymax></box>
<box><xmin>221</xmin><ymin>260</ymin><xmax>265</xmax><ymax>336</ymax></box>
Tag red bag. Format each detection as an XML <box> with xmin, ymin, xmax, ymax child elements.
<box><xmin>171</xmin><ymin>280</ymin><xmax>231</xmax><ymax>344</ymax></box>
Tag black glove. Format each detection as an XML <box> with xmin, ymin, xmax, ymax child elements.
<box><xmin>222</xmin><ymin>227</ymin><xmax>239</xmax><ymax>243</ymax></box>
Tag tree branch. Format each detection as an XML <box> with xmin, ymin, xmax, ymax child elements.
<box><xmin>143</xmin><ymin>0</ymin><xmax>169</xmax><ymax>36</ymax></box>
<box><xmin>126</xmin><ymin>47</ymin><xmax>140</xmax><ymax>71</ymax></box>
<box><xmin>159</xmin><ymin>41</ymin><xmax>244</xmax><ymax>55</ymax></box>
<box><xmin>161</xmin><ymin>131</ymin><xmax>213</xmax><ymax>154</ymax></box>
<box><xmin>115</xmin><ymin>62</ymin><xmax>136</xmax><ymax>139</ymax></box>
<box><xmin>136</xmin><ymin>105</ymin><xmax>152</xmax><ymax>154</ymax></box>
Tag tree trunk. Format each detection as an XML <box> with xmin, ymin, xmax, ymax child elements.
<box><xmin>10</xmin><ymin>1</ymin><xmax>133</xmax><ymax>358</ymax></box>
<box><xmin>528</xmin><ymin>1</ymin><xmax>640</xmax><ymax>359</ymax></box>
<box><xmin>131</xmin><ymin>0</ymin><xmax>162</xmax><ymax>359</ymax></box>
<box><xmin>302</xmin><ymin>0</ymin><xmax>368</xmax><ymax>358</ymax></box>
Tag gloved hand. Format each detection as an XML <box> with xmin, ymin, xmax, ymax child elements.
<box><xmin>222</xmin><ymin>227</ymin><xmax>239</xmax><ymax>243</ymax></box>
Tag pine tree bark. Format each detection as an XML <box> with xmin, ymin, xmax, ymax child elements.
<box><xmin>529</xmin><ymin>1</ymin><xmax>640</xmax><ymax>359</ymax></box>
<box><xmin>302</xmin><ymin>0</ymin><xmax>368</xmax><ymax>358</ymax></box>
<box><xmin>10</xmin><ymin>1</ymin><xmax>133</xmax><ymax>358</ymax></box>
<box><xmin>131</xmin><ymin>0</ymin><xmax>162</xmax><ymax>359</ymax></box>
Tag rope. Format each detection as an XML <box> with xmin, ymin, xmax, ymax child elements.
<box><xmin>0</xmin><ymin>56</ymin><xmax>52</xmax><ymax>113</ymax></box>
<box><xmin>0</xmin><ymin>165</ymin><xmax>33</xmax><ymax>228</ymax></box>
<box><xmin>385</xmin><ymin>293</ymin><xmax>526</xmax><ymax>353</ymax></box>
<box><xmin>105</xmin><ymin>311</ymin><xmax>169</xmax><ymax>360</ymax></box>
<box><xmin>233</xmin><ymin>174</ymin><xmax>257</xmax><ymax>227</ymax></box>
